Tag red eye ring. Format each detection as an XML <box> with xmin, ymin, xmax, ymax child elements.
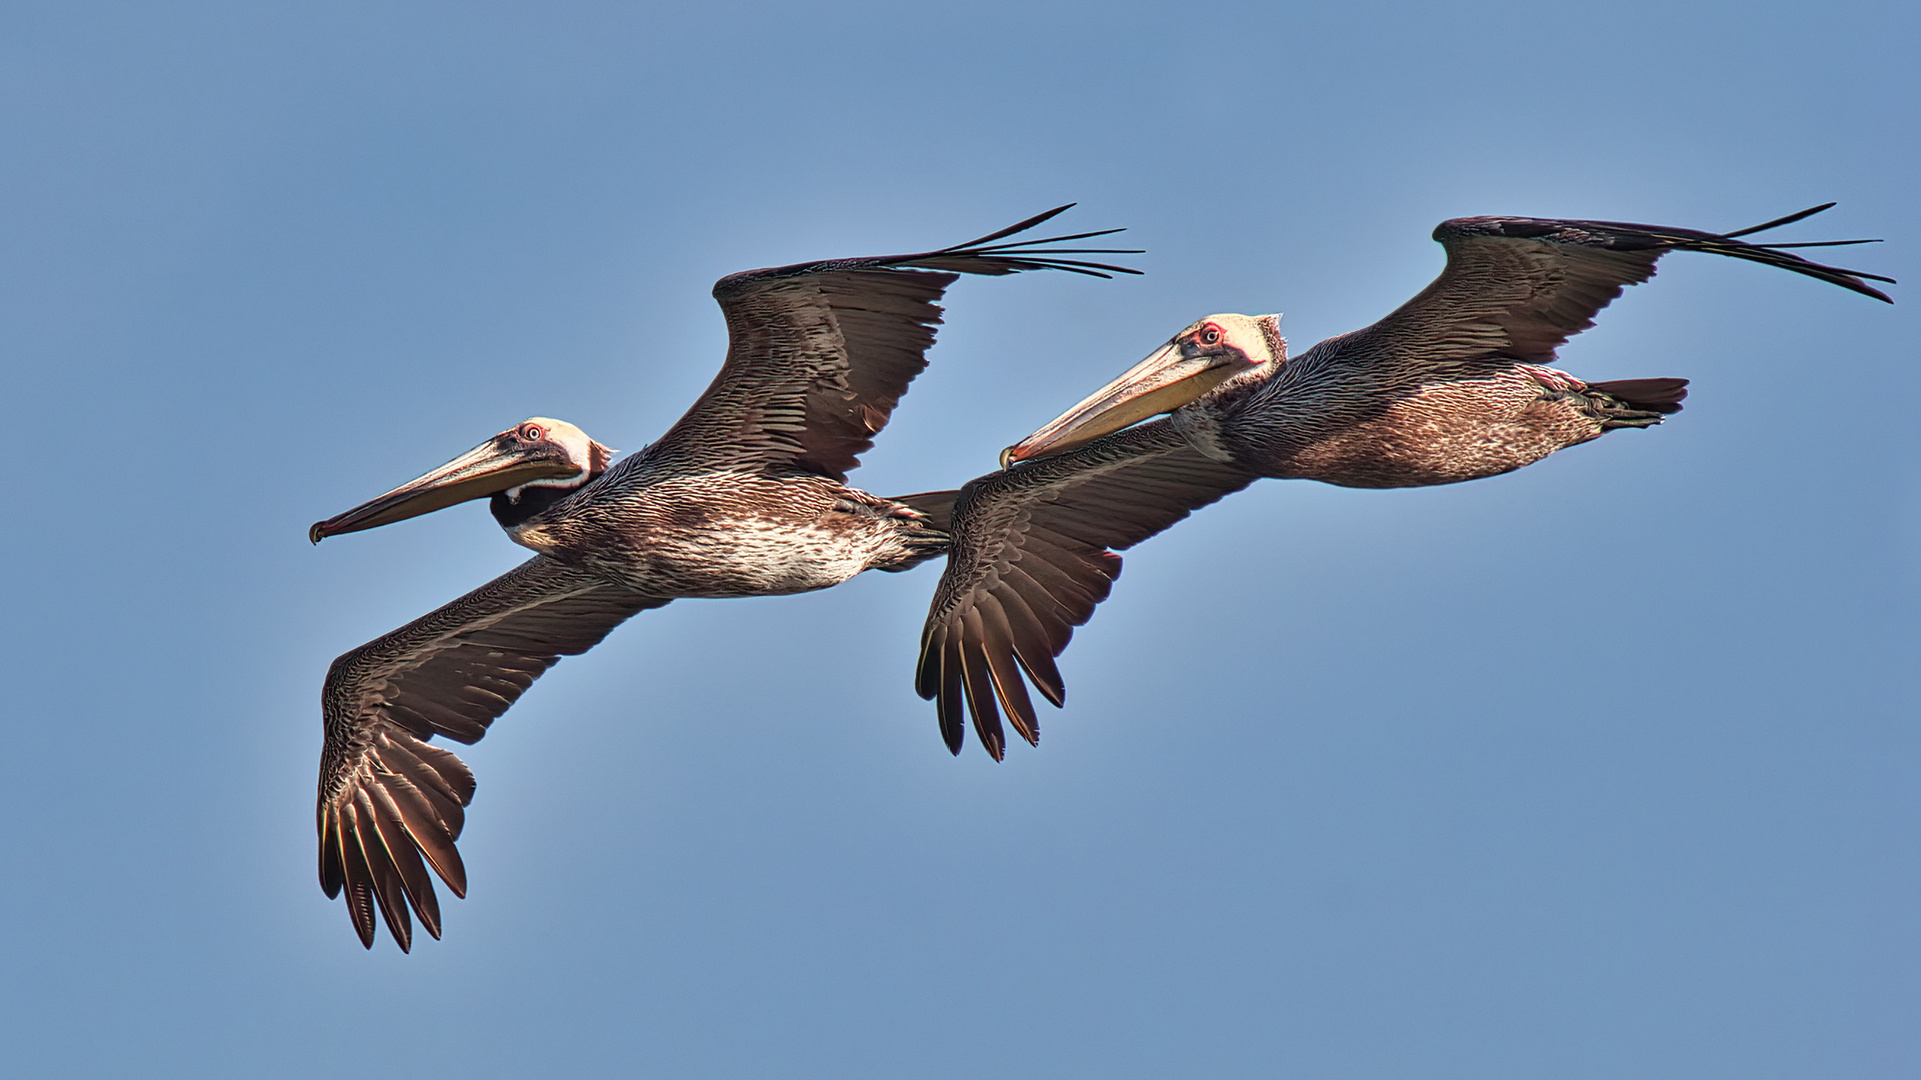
<box><xmin>519</xmin><ymin>423</ymin><xmax>544</xmax><ymax>441</ymax></box>
<box><xmin>1199</xmin><ymin>324</ymin><xmax>1222</xmax><ymax>346</ymax></box>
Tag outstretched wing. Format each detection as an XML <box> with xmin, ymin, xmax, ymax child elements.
<box><xmin>915</xmin><ymin>421</ymin><xmax>1257</xmax><ymax>760</ymax></box>
<box><xmin>317</xmin><ymin>556</ymin><xmax>670</xmax><ymax>951</ymax></box>
<box><xmin>1314</xmin><ymin>204</ymin><xmax>1892</xmax><ymax>371</ymax></box>
<box><xmin>637</xmin><ymin>206</ymin><xmax>1141</xmax><ymax>481</ymax></box>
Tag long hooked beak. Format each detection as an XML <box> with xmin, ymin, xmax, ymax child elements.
<box><xmin>1000</xmin><ymin>340</ymin><xmax>1249</xmax><ymax>467</ymax></box>
<box><xmin>309</xmin><ymin>436</ymin><xmax>583</xmax><ymax>543</ymax></box>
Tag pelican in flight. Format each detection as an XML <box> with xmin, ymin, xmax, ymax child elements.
<box><xmin>917</xmin><ymin>206</ymin><xmax>1892</xmax><ymax>757</ymax></box>
<box><xmin>308</xmin><ymin>207</ymin><xmax>1137</xmax><ymax>950</ymax></box>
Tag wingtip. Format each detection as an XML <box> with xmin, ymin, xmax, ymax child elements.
<box><xmin>352</xmin><ymin>906</ymin><xmax>376</xmax><ymax>950</ymax></box>
<box><xmin>1723</xmin><ymin>202</ymin><xmax>1838</xmax><ymax>238</ymax></box>
<box><xmin>1030</xmin><ymin>203</ymin><xmax>1076</xmax><ymax>227</ymax></box>
<box><xmin>949</xmin><ymin>204</ymin><xmax>1078</xmax><ymax>250</ymax></box>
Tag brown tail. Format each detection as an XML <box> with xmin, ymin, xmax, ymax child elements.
<box><xmin>1590</xmin><ymin>377</ymin><xmax>1688</xmax><ymax>415</ymax></box>
<box><xmin>891</xmin><ymin>490</ymin><xmax>958</xmax><ymax>534</ymax></box>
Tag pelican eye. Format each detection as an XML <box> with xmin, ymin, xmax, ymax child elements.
<box><xmin>1199</xmin><ymin>324</ymin><xmax>1222</xmax><ymax>346</ymax></box>
<box><xmin>519</xmin><ymin>423</ymin><xmax>544</xmax><ymax>441</ymax></box>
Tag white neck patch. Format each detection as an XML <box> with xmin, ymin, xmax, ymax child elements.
<box><xmin>505</xmin><ymin>417</ymin><xmax>595</xmax><ymax>500</ymax></box>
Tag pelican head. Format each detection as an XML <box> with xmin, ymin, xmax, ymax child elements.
<box><xmin>1001</xmin><ymin>314</ymin><xmax>1282</xmax><ymax>467</ymax></box>
<box><xmin>310</xmin><ymin>418</ymin><xmax>614</xmax><ymax>543</ymax></box>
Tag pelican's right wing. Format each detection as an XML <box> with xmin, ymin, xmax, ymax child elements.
<box><xmin>316</xmin><ymin>555</ymin><xmax>670</xmax><ymax>951</ymax></box>
<box><xmin>637</xmin><ymin>206</ymin><xmax>1140</xmax><ymax>482</ymax></box>
<box><xmin>915</xmin><ymin>421</ymin><xmax>1257</xmax><ymax>760</ymax></box>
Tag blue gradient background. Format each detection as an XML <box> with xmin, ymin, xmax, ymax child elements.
<box><xmin>3</xmin><ymin>2</ymin><xmax>1915</xmax><ymax>1076</ymax></box>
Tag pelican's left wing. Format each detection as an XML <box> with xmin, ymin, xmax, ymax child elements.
<box><xmin>915</xmin><ymin>420</ymin><xmax>1257</xmax><ymax>760</ymax></box>
<box><xmin>317</xmin><ymin>555</ymin><xmax>670</xmax><ymax>951</ymax></box>
<box><xmin>1311</xmin><ymin>205</ymin><xmax>1891</xmax><ymax>375</ymax></box>
<box><xmin>638</xmin><ymin>206</ymin><xmax>1140</xmax><ymax>481</ymax></box>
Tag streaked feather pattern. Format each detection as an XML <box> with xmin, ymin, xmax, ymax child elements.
<box><xmin>636</xmin><ymin>205</ymin><xmax>1139</xmax><ymax>482</ymax></box>
<box><xmin>315</xmin><ymin>207</ymin><xmax>1138</xmax><ymax>948</ymax></box>
<box><xmin>1321</xmin><ymin>204</ymin><xmax>1891</xmax><ymax>376</ymax></box>
<box><xmin>318</xmin><ymin>557</ymin><xmax>673</xmax><ymax>949</ymax></box>
<box><xmin>917</xmin><ymin>421</ymin><xmax>1257</xmax><ymax>759</ymax></box>
<box><xmin>939</xmin><ymin>206</ymin><xmax>1891</xmax><ymax>751</ymax></box>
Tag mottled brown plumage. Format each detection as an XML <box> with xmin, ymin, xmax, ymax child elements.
<box><xmin>1011</xmin><ymin>206</ymin><xmax>1892</xmax><ymax>485</ymax></box>
<box><xmin>309</xmin><ymin>207</ymin><xmax>1139</xmax><ymax>950</ymax></box>
<box><xmin>932</xmin><ymin>206</ymin><xmax>1891</xmax><ymax>756</ymax></box>
<box><xmin>914</xmin><ymin>422</ymin><xmax>1255</xmax><ymax>759</ymax></box>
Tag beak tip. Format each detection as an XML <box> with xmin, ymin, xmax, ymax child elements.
<box><xmin>308</xmin><ymin>523</ymin><xmax>328</xmax><ymax>545</ymax></box>
<box><xmin>998</xmin><ymin>446</ymin><xmax>1017</xmax><ymax>470</ymax></box>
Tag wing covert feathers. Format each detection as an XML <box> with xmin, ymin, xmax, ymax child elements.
<box><xmin>643</xmin><ymin>207</ymin><xmax>1141</xmax><ymax>482</ymax></box>
<box><xmin>1433</xmin><ymin>205</ymin><xmax>1893</xmax><ymax>302</ymax></box>
<box><xmin>918</xmin><ymin>421</ymin><xmax>1257</xmax><ymax>759</ymax></box>
<box><xmin>317</xmin><ymin>556</ymin><xmax>669</xmax><ymax>950</ymax></box>
<box><xmin>1328</xmin><ymin>204</ymin><xmax>1891</xmax><ymax>375</ymax></box>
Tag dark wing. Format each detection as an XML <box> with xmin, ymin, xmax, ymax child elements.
<box><xmin>638</xmin><ymin>206</ymin><xmax>1141</xmax><ymax>481</ymax></box>
<box><xmin>1314</xmin><ymin>204</ymin><xmax>1892</xmax><ymax>370</ymax></box>
<box><xmin>317</xmin><ymin>556</ymin><xmax>670</xmax><ymax>951</ymax></box>
<box><xmin>915</xmin><ymin>421</ymin><xmax>1257</xmax><ymax>760</ymax></box>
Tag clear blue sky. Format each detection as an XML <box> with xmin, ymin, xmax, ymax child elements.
<box><xmin>4</xmin><ymin>2</ymin><xmax>1915</xmax><ymax>1076</ymax></box>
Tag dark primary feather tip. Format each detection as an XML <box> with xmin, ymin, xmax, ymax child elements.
<box><xmin>934</xmin><ymin>206</ymin><xmax>1145</xmax><ymax>277</ymax></box>
<box><xmin>949</xmin><ymin>205</ymin><xmax>1076</xmax><ymax>249</ymax></box>
<box><xmin>1749</xmin><ymin>245</ymin><xmax>1895</xmax><ymax>285</ymax></box>
<box><xmin>972</xmin><ymin>227</ymin><xmax>1131</xmax><ymax>249</ymax></box>
<box><xmin>1027</xmin><ymin>259</ymin><xmax>1144</xmax><ymax>279</ymax></box>
<box><xmin>964</xmin><ymin>232</ymin><xmax>1146</xmax><ymax>277</ymax></box>
<box><xmin>1697</xmin><ymin>203</ymin><xmax>1894</xmax><ymax>301</ymax></box>
<box><xmin>1722</xmin><ymin>203</ymin><xmax>1835</xmax><ymax>238</ymax></box>
<box><xmin>1757</xmin><ymin>238</ymin><xmax>1883</xmax><ymax>249</ymax></box>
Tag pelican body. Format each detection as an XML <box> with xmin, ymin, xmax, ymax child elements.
<box><xmin>1007</xmin><ymin>206</ymin><xmax>1892</xmax><ymax>483</ymax></box>
<box><xmin>315</xmin><ymin>417</ymin><xmax>951</xmax><ymax>599</ymax></box>
<box><xmin>308</xmin><ymin>207</ymin><xmax>1138</xmax><ymax>950</ymax></box>
<box><xmin>918</xmin><ymin>206</ymin><xmax>1892</xmax><ymax>758</ymax></box>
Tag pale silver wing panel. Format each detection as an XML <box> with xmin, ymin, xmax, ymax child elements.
<box><xmin>317</xmin><ymin>555</ymin><xmax>670</xmax><ymax>950</ymax></box>
<box><xmin>917</xmin><ymin>420</ymin><xmax>1257</xmax><ymax>759</ymax></box>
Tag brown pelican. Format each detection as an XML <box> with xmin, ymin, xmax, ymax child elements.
<box><xmin>1006</xmin><ymin>206</ymin><xmax>1892</xmax><ymax>478</ymax></box>
<box><xmin>308</xmin><ymin>207</ymin><xmax>1138</xmax><ymax>950</ymax></box>
<box><xmin>919</xmin><ymin>206</ymin><xmax>1891</xmax><ymax>757</ymax></box>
